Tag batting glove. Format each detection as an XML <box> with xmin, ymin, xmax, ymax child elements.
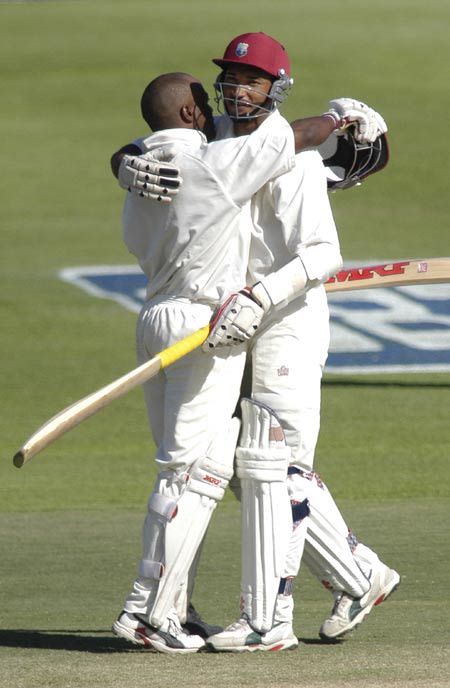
<box><xmin>203</xmin><ymin>287</ymin><xmax>270</xmax><ymax>351</ymax></box>
<box><xmin>328</xmin><ymin>98</ymin><xmax>388</xmax><ymax>143</ymax></box>
<box><xmin>118</xmin><ymin>153</ymin><xmax>182</xmax><ymax>203</ymax></box>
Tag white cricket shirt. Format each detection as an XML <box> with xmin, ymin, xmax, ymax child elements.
<box><xmin>215</xmin><ymin>114</ymin><xmax>343</xmax><ymax>290</ymax></box>
<box><xmin>122</xmin><ymin>110</ymin><xmax>295</xmax><ymax>304</ymax></box>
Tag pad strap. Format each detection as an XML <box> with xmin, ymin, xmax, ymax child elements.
<box><xmin>139</xmin><ymin>559</ymin><xmax>164</xmax><ymax>579</ymax></box>
<box><xmin>189</xmin><ymin>455</ymin><xmax>234</xmax><ymax>501</ymax></box>
<box><xmin>149</xmin><ymin>492</ymin><xmax>178</xmax><ymax>521</ymax></box>
<box><xmin>236</xmin><ymin>448</ymin><xmax>290</xmax><ymax>481</ymax></box>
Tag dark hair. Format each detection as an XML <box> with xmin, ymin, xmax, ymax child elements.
<box><xmin>140</xmin><ymin>72</ymin><xmax>195</xmax><ymax>130</ymax></box>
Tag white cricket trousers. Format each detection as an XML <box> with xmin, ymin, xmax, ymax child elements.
<box><xmin>122</xmin><ymin>296</ymin><xmax>246</xmax><ymax>621</ymax></box>
<box><xmin>248</xmin><ymin>285</ymin><xmax>330</xmax><ymax>472</ymax></box>
<box><xmin>246</xmin><ymin>287</ymin><xmax>373</xmax><ymax>603</ymax></box>
<box><xmin>136</xmin><ymin>295</ymin><xmax>247</xmax><ymax>471</ymax></box>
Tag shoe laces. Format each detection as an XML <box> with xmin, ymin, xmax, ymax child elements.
<box><xmin>332</xmin><ymin>593</ymin><xmax>354</xmax><ymax>617</ymax></box>
<box><xmin>225</xmin><ymin>617</ymin><xmax>252</xmax><ymax>633</ymax></box>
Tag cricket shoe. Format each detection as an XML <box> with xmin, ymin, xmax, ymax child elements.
<box><xmin>319</xmin><ymin>565</ymin><xmax>401</xmax><ymax>641</ymax></box>
<box><xmin>207</xmin><ymin>616</ymin><xmax>298</xmax><ymax>652</ymax></box>
<box><xmin>112</xmin><ymin>608</ymin><xmax>205</xmax><ymax>653</ymax></box>
<box><xmin>182</xmin><ymin>603</ymin><xmax>223</xmax><ymax>639</ymax></box>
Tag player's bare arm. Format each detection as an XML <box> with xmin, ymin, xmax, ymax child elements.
<box><xmin>110</xmin><ymin>144</ymin><xmax>142</xmax><ymax>178</ymax></box>
<box><xmin>290</xmin><ymin>114</ymin><xmax>339</xmax><ymax>151</ymax></box>
<box><xmin>109</xmin><ymin>114</ymin><xmax>334</xmax><ymax>181</ymax></box>
<box><xmin>110</xmin><ymin>98</ymin><xmax>387</xmax><ymax>199</ymax></box>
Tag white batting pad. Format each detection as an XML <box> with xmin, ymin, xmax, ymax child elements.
<box><xmin>174</xmin><ymin>539</ymin><xmax>205</xmax><ymax>623</ymax></box>
<box><xmin>236</xmin><ymin>398</ymin><xmax>292</xmax><ymax>632</ymax></box>
<box><xmin>150</xmin><ymin>418</ymin><xmax>240</xmax><ymax>627</ymax></box>
<box><xmin>149</xmin><ymin>486</ymin><xmax>218</xmax><ymax>627</ymax></box>
<box><xmin>123</xmin><ymin>469</ymin><xmax>187</xmax><ymax>617</ymax></box>
<box><xmin>288</xmin><ymin>469</ymin><xmax>371</xmax><ymax>598</ymax></box>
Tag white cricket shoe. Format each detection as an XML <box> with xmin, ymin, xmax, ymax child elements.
<box><xmin>319</xmin><ymin>565</ymin><xmax>401</xmax><ymax>640</ymax></box>
<box><xmin>207</xmin><ymin>616</ymin><xmax>298</xmax><ymax>652</ymax></box>
<box><xmin>112</xmin><ymin>608</ymin><xmax>205</xmax><ymax>653</ymax></box>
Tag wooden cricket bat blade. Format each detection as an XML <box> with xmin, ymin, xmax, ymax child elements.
<box><xmin>325</xmin><ymin>258</ymin><xmax>450</xmax><ymax>293</ymax></box>
<box><xmin>13</xmin><ymin>325</ymin><xmax>209</xmax><ymax>468</ymax></box>
<box><xmin>13</xmin><ymin>356</ymin><xmax>162</xmax><ymax>467</ymax></box>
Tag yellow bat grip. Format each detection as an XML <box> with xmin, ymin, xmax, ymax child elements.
<box><xmin>159</xmin><ymin>325</ymin><xmax>210</xmax><ymax>369</ymax></box>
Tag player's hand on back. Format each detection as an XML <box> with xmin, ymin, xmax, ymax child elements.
<box><xmin>328</xmin><ymin>97</ymin><xmax>387</xmax><ymax>143</ymax></box>
<box><xmin>118</xmin><ymin>152</ymin><xmax>183</xmax><ymax>203</ymax></box>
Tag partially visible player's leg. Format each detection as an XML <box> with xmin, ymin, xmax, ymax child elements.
<box><xmin>207</xmin><ymin>399</ymin><xmax>297</xmax><ymax>652</ymax></box>
<box><xmin>113</xmin><ymin>424</ymin><xmax>241</xmax><ymax>652</ymax></box>
<box><xmin>297</xmin><ymin>471</ymin><xmax>372</xmax><ymax>597</ymax></box>
<box><xmin>113</xmin><ymin>298</ymin><xmax>245</xmax><ymax>653</ymax></box>
<box><xmin>294</xmin><ymin>471</ymin><xmax>400</xmax><ymax>640</ymax></box>
<box><xmin>252</xmin><ymin>294</ymin><xmax>327</xmax><ymax>635</ymax></box>
<box><xmin>112</xmin><ymin>467</ymin><xmax>208</xmax><ymax>653</ymax></box>
<box><xmin>315</xmin><ymin>536</ymin><xmax>401</xmax><ymax>640</ymax></box>
<box><xmin>208</xmin><ymin>297</ymin><xmax>327</xmax><ymax>651</ymax></box>
<box><xmin>267</xmin><ymin>464</ymin><xmax>311</xmax><ymax>630</ymax></box>
<box><xmin>151</xmin><ymin>415</ymin><xmax>241</xmax><ymax>627</ymax></box>
<box><xmin>174</xmin><ymin>541</ymin><xmax>224</xmax><ymax>638</ymax></box>
<box><xmin>237</xmin><ymin>399</ymin><xmax>292</xmax><ymax>632</ymax></box>
<box><xmin>248</xmin><ymin>293</ymin><xmax>400</xmax><ymax>641</ymax></box>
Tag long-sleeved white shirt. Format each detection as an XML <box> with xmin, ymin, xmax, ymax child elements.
<box><xmin>122</xmin><ymin>110</ymin><xmax>295</xmax><ymax>303</ymax></box>
<box><xmin>215</xmin><ymin>114</ymin><xmax>343</xmax><ymax>296</ymax></box>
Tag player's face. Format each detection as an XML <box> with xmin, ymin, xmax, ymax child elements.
<box><xmin>221</xmin><ymin>65</ymin><xmax>273</xmax><ymax>119</ymax></box>
<box><xmin>191</xmin><ymin>82</ymin><xmax>216</xmax><ymax>141</ymax></box>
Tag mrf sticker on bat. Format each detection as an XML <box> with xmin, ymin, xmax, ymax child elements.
<box><xmin>59</xmin><ymin>265</ymin><xmax>450</xmax><ymax>374</ymax></box>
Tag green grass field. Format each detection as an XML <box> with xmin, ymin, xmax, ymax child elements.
<box><xmin>1</xmin><ymin>1</ymin><xmax>450</xmax><ymax>686</ymax></box>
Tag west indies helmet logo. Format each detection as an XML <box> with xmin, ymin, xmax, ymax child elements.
<box><xmin>235</xmin><ymin>42</ymin><xmax>249</xmax><ymax>57</ymax></box>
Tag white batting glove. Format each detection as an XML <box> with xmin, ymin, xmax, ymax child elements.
<box><xmin>118</xmin><ymin>153</ymin><xmax>182</xmax><ymax>203</ymax></box>
<box><xmin>203</xmin><ymin>287</ymin><xmax>269</xmax><ymax>351</ymax></box>
<box><xmin>328</xmin><ymin>98</ymin><xmax>388</xmax><ymax>143</ymax></box>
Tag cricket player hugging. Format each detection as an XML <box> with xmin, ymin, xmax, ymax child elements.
<box><xmin>111</xmin><ymin>70</ymin><xmax>298</xmax><ymax>653</ymax></box>
<box><xmin>112</xmin><ymin>33</ymin><xmax>399</xmax><ymax>654</ymax></box>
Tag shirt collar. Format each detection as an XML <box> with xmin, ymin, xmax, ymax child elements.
<box><xmin>142</xmin><ymin>128</ymin><xmax>207</xmax><ymax>152</ymax></box>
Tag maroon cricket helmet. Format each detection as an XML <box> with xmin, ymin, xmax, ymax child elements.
<box><xmin>212</xmin><ymin>32</ymin><xmax>291</xmax><ymax>78</ymax></box>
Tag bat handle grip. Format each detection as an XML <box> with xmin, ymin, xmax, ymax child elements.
<box><xmin>159</xmin><ymin>325</ymin><xmax>210</xmax><ymax>369</ymax></box>
<box><xmin>13</xmin><ymin>451</ymin><xmax>25</xmax><ymax>468</ymax></box>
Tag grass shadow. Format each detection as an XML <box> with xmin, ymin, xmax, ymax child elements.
<box><xmin>0</xmin><ymin>628</ymin><xmax>339</xmax><ymax>652</ymax></box>
<box><xmin>299</xmin><ymin>636</ymin><xmax>344</xmax><ymax>645</ymax></box>
<box><xmin>0</xmin><ymin>628</ymin><xmax>142</xmax><ymax>653</ymax></box>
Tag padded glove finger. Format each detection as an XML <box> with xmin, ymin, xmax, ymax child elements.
<box><xmin>118</xmin><ymin>153</ymin><xmax>182</xmax><ymax>202</ymax></box>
